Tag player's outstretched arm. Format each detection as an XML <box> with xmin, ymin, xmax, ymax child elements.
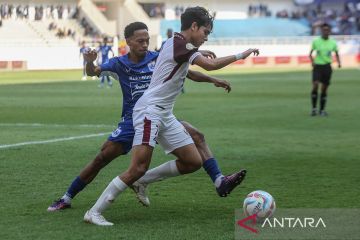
<box><xmin>84</xmin><ymin>49</ymin><xmax>101</xmax><ymax>76</ymax></box>
<box><xmin>187</xmin><ymin>70</ymin><xmax>231</xmax><ymax>93</ymax></box>
<box><xmin>193</xmin><ymin>48</ymin><xmax>259</xmax><ymax>71</ymax></box>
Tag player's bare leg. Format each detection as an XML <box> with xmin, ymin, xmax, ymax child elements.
<box><xmin>181</xmin><ymin>121</ymin><xmax>246</xmax><ymax>197</ymax></box>
<box><xmin>311</xmin><ymin>81</ymin><xmax>320</xmax><ymax>116</ymax></box>
<box><xmin>133</xmin><ymin>122</ymin><xmax>247</xmax><ymax>205</ymax></box>
<box><xmin>47</xmin><ymin>141</ymin><xmax>125</xmax><ymax>211</ymax></box>
<box><xmin>131</xmin><ymin>143</ymin><xmax>202</xmax><ymax>206</ymax></box>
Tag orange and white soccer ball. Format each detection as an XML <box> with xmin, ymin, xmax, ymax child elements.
<box><xmin>243</xmin><ymin>190</ymin><xmax>276</xmax><ymax>222</ymax></box>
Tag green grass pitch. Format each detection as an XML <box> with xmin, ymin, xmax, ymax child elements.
<box><xmin>0</xmin><ymin>68</ymin><xmax>359</xmax><ymax>239</ymax></box>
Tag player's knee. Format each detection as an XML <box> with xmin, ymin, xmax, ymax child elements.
<box><xmin>193</xmin><ymin>160</ymin><xmax>202</xmax><ymax>170</ymax></box>
<box><xmin>187</xmin><ymin>159</ymin><xmax>202</xmax><ymax>173</ymax></box>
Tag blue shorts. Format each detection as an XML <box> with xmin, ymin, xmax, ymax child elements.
<box><xmin>107</xmin><ymin>119</ymin><xmax>135</xmax><ymax>154</ymax></box>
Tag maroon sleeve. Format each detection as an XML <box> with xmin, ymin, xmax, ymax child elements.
<box><xmin>173</xmin><ymin>33</ymin><xmax>198</xmax><ymax>64</ymax></box>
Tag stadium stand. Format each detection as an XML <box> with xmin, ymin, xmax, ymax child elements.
<box><xmin>0</xmin><ymin>0</ymin><xmax>359</xmax><ymax>70</ymax></box>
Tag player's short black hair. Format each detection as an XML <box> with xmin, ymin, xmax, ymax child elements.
<box><xmin>180</xmin><ymin>6</ymin><xmax>214</xmax><ymax>31</ymax></box>
<box><xmin>321</xmin><ymin>23</ymin><xmax>331</xmax><ymax>29</ymax></box>
<box><xmin>124</xmin><ymin>22</ymin><xmax>148</xmax><ymax>39</ymax></box>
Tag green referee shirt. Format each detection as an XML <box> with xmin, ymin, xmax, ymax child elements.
<box><xmin>311</xmin><ymin>37</ymin><xmax>338</xmax><ymax>65</ymax></box>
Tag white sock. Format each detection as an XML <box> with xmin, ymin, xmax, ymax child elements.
<box><xmin>138</xmin><ymin>160</ymin><xmax>180</xmax><ymax>185</ymax></box>
<box><xmin>89</xmin><ymin>177</ymin><xmax>128</xmax><ymax>214</ymax></box>
<box><xmin>62</xmin><ymin>193</ymin><xmax>72</xmax><ymax>204</ymax></box>
<box><xmin>214</xmin><ymin>175</ymin><xmax>224</xmax><ymax>188</ymax></box>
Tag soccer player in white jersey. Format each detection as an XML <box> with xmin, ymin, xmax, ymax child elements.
<box><xmin>84</xmin><ymin>7</ymin><xmax>259</xmax><ymax>226</ymax></box>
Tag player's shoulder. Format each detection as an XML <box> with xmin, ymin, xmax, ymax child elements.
<box><xmin>174</xmin><ymin>32</ymin><xmax>186</xmax><ymax>42</ymax></box>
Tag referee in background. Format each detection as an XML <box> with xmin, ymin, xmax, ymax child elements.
<box><xmin>309</xmin><ymin>23</ymin><xmax>341</xmax><ymax>116</ymax></box>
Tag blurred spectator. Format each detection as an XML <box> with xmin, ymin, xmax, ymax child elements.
<box><xmin>0</xmin><ymin>4</ymin><xmax>78</xmax><ymax>21</ymax></box>
<box><xmin>140</xmin><ymin>3</ymin><xmax>165</xmax><ymax>18</ymax></box>
<box><xmin>248</xmin><ymin>3</ymin><xmax>270</xmax><ymax>17</ymax></box>
<box><xmin>175</xmin><ymin>6</ymin><xmax>184</xmax><ymax>18</ymax></box>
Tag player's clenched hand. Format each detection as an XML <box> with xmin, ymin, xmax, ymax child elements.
<box><xmin>84</xmin><ymin>49</ymin><xmax>98</xmax><ymax>62</ymax></box>
<box><xmin>214</xmin><ymin>79</ymin><xmax>231</xmax><ymax>93</ymax></box>
<box><xmin>199</xmin><ymin>50</ymin><xmax>217</xmax><ymax>59</ymax></box>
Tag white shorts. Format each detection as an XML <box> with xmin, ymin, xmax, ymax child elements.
<box><xmin>132</xmin><ymin>108</ymin><xmax>194</xmax><ymax>154</ymax></box>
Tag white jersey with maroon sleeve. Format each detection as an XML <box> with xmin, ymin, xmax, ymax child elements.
<box><xmin>132</xmin><ymin>32</ymin><xmax>200</xmax><ymax>152</ymax></box>
<box><xmin>134</xmin><ymin>32</ymin><xmax>201</xmax><ymax>113</ymax></box>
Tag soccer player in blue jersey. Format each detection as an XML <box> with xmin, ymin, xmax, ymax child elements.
<box><xmin>48</xmin><ymin>22</ymin><xmax>245</xmax><ymax>212</ymax></box>
<box><xmin>98</xmin><ymin>37</ymin><xmax>114</xmax><ymax>87</ymax></box>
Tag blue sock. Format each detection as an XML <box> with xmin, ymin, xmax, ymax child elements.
<box><xmin>66</xmin><ymin>176</ymin><xmax>87</xmax><ymax>199</ymax></box>
<box><xmin>203</xmin><ymin>158</ymin><xmax>223</xmax><ymax>183</ymax></box>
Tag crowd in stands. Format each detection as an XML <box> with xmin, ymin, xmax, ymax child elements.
<box><xmin>248</xmin><ymin>4</ymin><xmax>271</xmax><ymax>17</ymax></box>
<box><xmin>48</xmin><ymin>22</ymin><xmax>76</xmax><ymax>39</ymax></box>
<box><xmin>140</xmin><ymin>3</ymin><xmax>165</xmax><ymax>18</ymax></box>
<box><xmin>304</xmin><ymin>3</ymin><xmax>360</xmax><ymax>35</ymax></box>
<box><xmin>0</xmin><ymin>4</ymin><xmax>79</xmax><ymax>21</ymax></box>
<box><xmin>0</xmin><ymin>3</ymin><xmax>99</xmax><ymax>38</ymax></box>
<box><xmin>246</xmin><ymin>2</ymin><xmax>359</xmax><ymax>35</ymax></box>
<box><xmin>274</xmin><ymin>3</ymin><xmax>360</xmax><ymax>35</ymax></box>
<box><xmin>80</xmin><ymin>17</ymin><xmax>97</xmax><ymax>37</ymax></box>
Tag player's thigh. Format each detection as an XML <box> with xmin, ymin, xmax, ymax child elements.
<box><xmin>157</xmin><ymin>117</ymin><xmax>194</xmax><ymax>155</ymax></box>
<box><xmin>171</xmin><ymin>143</ymin><xmax>202</xmax><ymax>166</ymax></box>
<box><xmin>179</xmin><ymin>120</ymin><xmax>204</xmax><ymax>144</ymax></box>
<box><xmin>100</xmin><ymin>141</ymin><xmax>127</xmax><ymax>161</ymax></box>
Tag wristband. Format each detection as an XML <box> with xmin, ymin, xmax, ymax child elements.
<box><xmin>235</xmin><ymin>53</ymin><xmax>243</xmax><ymax>60</ymax></box>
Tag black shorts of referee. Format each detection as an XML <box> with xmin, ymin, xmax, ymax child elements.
<box><xmin>312</xmin><ymin>64</ymin><xmax>332</xmax><ymax>85</ymax></box>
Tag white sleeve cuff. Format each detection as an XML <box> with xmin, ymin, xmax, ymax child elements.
<box><xmin>189</xmin><ymin>52</ymin><xmax>202</xmax><ymax>65</ymax></box>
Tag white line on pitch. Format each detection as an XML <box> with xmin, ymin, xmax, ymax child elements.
<box><xmin>0</xmin><ymin>123</ymin><xmax>114</xmax><ymax>128</ymax></box>
<box><xmin>0</xmin><ymin>132</ymin><xmax>110</xmax><ymax>150</ymax></box>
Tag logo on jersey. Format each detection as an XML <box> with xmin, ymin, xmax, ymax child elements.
<box><xmin>147</xmin><ymin>60</ymin><xmax>156</xmax><ymax>71</ymax></box>
<box><xmin>111</xmin><ymin>127</ymin><xmax>122</xmax><ymax>137</ymax></box>
<box><xmin>186</xmin><ymin>43</ymin><xmax>195</xmax><ymax>50</ymax></box>
<box><xmin>130</xmin><ymin>79</ymin><xmax>151</xmax><ymax>99</ymax></box>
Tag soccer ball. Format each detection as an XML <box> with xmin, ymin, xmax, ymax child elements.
<box><xmin>243</xmin><ymin>190</ymin><xmax>276</xmax><ymax>222</ymax></box>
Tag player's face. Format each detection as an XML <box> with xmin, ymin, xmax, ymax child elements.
<box><xmin>127</xmin><ymin>29</ymin><xmax>150</xmax><ymax>58</ymax></box>
<box><xmin>191</xmin><ymin>23</ymin><xmax>212</xmax><ymax>47</ymax></box>
<box><xmin>321</xmin><ymin>27</ymin><xmax>331</xmax><ymax>39</ymax></box>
